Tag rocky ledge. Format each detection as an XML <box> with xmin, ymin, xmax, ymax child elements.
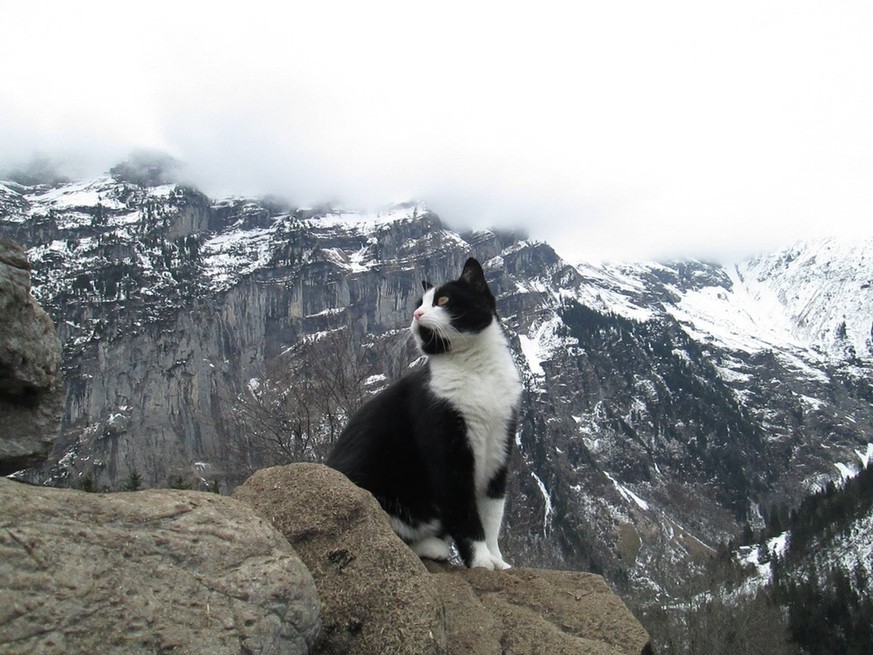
<box><xmin>0</xmin><ymin>237</ymin><xmax>63</xmax><ymax>475</ymax></box>
<box><xmin>235</xmin><ymin>464</ymin><xmax>652</xmax><ymax>655</ymax></box>
<box><xmin>1</xmin><ymin>463</ymin><xmax>650</xmax><ymax>655</ymax></box>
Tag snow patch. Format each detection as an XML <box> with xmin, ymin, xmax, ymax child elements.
<box><xmin>856</xmin><ymin>443</ymin><xmax>873</xmax><ymax>468</ymax></box>
<box><xmin>304</xmin><ymin>203</ymin><xmax>423</xmax><ymax>233</ymax></box>
<box><xmin>604</xmin><ymin>472</ymin><xmax>650</xmax><ymax>511</ymax></box>
<box><xmin>517</xmin><ymin>316</ymin><xmax>575</xmax><ymax>379</ymax></box>
<box><xmin>797</xmin><ymin>393</ymin><xmax>827</xmax><ymax>410</ymax></box>
<box><xmin>737</xmin><ymin>530</ymin><xmax>790</xmax><ymax>587</ymax></box>
<box><xmin>202</xmin><ymin>225</ymin><xmax>275</xmax><ymax>290</ymax></box>
<box><xmin>518</xmin><ymin>333</ymin><xmax>545</xmax><ymax>377</ymax></box>
<box><xmin>530</xmin><ymin>471</ymin><xmax>554</xmax><ymax>535</ymax></box>
<box><xmin>835</xmin><ymin>462</ymin><xmax>856</xmax><ymax>481</ymax></box>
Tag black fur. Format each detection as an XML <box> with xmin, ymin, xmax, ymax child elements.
<box><xmin>326</xmin><ymin>361</ymin><xmax>492</xmax><ymax>565</ymax></box>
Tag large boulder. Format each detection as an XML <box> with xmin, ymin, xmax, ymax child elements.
<box><xmin>0</xmin><ymin>478</ymin><xmax>321</xmax><ymax>655</ymax></box>
<box><xmin>234</xmin><ymin>463</ymin><xmax>652</xmax><ymax>655</ymax></box>
<box><xmin>234</xmin><ymin>463</ymin><xmax>447</xmax><ymax>655</ymax></box>
<box><xmin>0</xmin><ymin>237</ymin><xmax>63</xmax><ymax>474</ymax></box>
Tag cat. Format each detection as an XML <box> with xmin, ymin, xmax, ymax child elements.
<box><xmin>327</xmin><ymin>257</ymin><xmax>522</xmax><ymax>569</ymax></box>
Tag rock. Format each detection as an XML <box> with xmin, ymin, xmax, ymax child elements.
<box><xmin>234</xmin><ymin>463</ymin><xmax>652</xmax><ymax>655</ymax></box>
<box><xmin>233</xmin><ymin>463</ymin><xmax>447</xmax><ymax>655</ymax></box>
<box><xmin>0</xmin><ymin>237</ymin><xmax>63</xmax><ymax>475</ymax></box>
<box><xmin>0</xmin><ymin>478</ymin><xmax>320</xmax><ymax>655</ymax></box>
<box><xmin>425</xmin><ymin>561</ymin><xmax>652</xmax><ymax>655</ymax></box>
<box><xmin>427</xmin><ymin>572</ymin><xmax>502</xmax><ymax>655</ymax></box>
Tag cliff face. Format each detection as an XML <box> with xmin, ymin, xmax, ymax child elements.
<box><xmin>0</xmin><ymin>237</ymin><xmax>63</xmax><ymax>474</ymax></box>
<box><xmin>0</xmin><ymin>178</ymin><xmax>518</xmax><ymax>489</ymax></box>
<box><xmin>3</xmin><ymin>169</ymin><xmax>873</xmax><ymax>604</ymax></box>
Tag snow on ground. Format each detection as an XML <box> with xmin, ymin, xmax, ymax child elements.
<box><xmin>29</xmin><ymin>178</ymin><xmax>122</xmax><ymax>211</ymax></box>
<box><xmin>530</xmin><ymin>471</ymin><xmax>554</xmax><ymax>535</ymax></box>
<box><xmin>738</xmin><ymin>531</ymin><xmax>790</xmax><ymax>584</ymax></box>
<box><xmin>856</xmin><ymin>443</ymin><xmax>873</xmax><ymax>468</ymax></box>
<box><xmin>302</xmin><ymin>203</ymin><xmax>424</xmax><ymax>232</ymax></box>
<box><xmin>826</xmin><ymin>510</ymin><xmax>873</xmax><ymax>582</ymax></box>
<box><xmin>797</xmin><ymin>393</ymin><xmax>828</xmax><ymax>411</ymax></box>
<box><xmin>835</xmin><ymin>462</ymin><xmax>857</xmax><ymax>481</ymax></box>
<box><xmin>201</xmin><ymin>225</ymin><xmax>275</xmax><ymax>290</ymax></box>
<box><xmin>834</xmin><ymin>444</ymin><xmax>873</xmax><ymax>481</ymax></box>
<box><xmin>517</xmin><ymin>315</ymin><xmax>576</xmax><ymax>379</ymax></box>
<box><xmin>517</xmin><ymin>333</ymin><xmax>545</xmax><ymax>377</ymax></box>
<box><xmin>604</xmin><ymin>472</ymin><xmax>650</xmax><ymax>511</ymax></box>
<box><xmin>739</xmin><ymin>237</ymin><xmax>873</xmax><ymax>361</ymax></box>
<box><xmin>668</xmin><ymin>266</ymin><xmax>806</xmax><ymax>356</ymax></box>
<box><xmin>571</xmin><ymin>261</ymin><xmax>657</xmax><ymax>323</ymax></box>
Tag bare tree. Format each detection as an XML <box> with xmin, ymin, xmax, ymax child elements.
<box><xmin>217</xmin><ymin>326</ymin><xmax>409</xmax><ymax>486</ymax></box>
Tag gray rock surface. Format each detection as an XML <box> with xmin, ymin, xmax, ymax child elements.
<box><xmin>0</xmin><ymin>478</ymin><xmax>321</xmax><ymax>655</ymax></box>
<box><xmin>234</xmin><ymin>463</ymin><xmax>447</xmax><ymax>655</ymax></box>
<box><xmin>0</xmin><ymin>237</ymin><xmax>63</xmax><ymax>474</ymax></box>
<box><xmin>235</xmin><ymin>463</ymin><xmax>651</xmax><ymax>655</ymax></box>
<box><xmin>426</xmin><ymin>561</ymin><xmax>652</xmax><ymax>655</ymax></box>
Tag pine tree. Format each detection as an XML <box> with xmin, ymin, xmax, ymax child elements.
<box><xmin>123</xmin><ymin>468</ymin><xmax>143</xmax><ymax>491</ymax></box>
<box><xmin>76</xmin><ymin>472</ymin><xmax>96</xmax><ymax>492</ymax></box>
<box><xmin>168</xmin><ymin>475</ymin><xmax>192</xmax><ymax>490</ymax></box>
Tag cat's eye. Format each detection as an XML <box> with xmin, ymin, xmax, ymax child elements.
<box><xmin>437</xmin><ymin>296</ymin><xmax>449</xmax><ymax>306</ymax></box>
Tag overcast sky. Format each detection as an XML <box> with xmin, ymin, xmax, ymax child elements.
<box><xmin>2</xmin><ymin>1</ymin><xmax>872</xmax><ymax>262</ymax></box>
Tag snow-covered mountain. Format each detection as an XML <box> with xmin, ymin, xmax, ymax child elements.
<box><xmin>2</xmin><ymin>164</ymin><xmax>872</xmax><ymax>609</ymax></box>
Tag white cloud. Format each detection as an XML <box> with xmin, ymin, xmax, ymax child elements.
<box><xmin>2</xmin><ymin>0</ymin><xmax>872</xmax><ymax>262</ymax></box>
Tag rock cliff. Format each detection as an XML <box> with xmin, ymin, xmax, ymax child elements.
<box><xmin>0</xmin><ymin>237</ymin><xmax>63</xmax><ymax>475</ymax></box>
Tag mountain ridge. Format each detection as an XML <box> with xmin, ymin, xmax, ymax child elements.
<box><xmin>2</xmin><ymin>169</ymin><xmax>872</xmax><ymax>614</ymax></box>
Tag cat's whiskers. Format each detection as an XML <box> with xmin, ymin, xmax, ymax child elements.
<box><xmin>432</xmin><ymin>321</ymin><xmax>461</xmax><ymax>345</ymax></box>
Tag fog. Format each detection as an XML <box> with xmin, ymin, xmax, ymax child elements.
<box><xmin>2</xmin><ymin>1</ymin><xmax>872</xmax><ymax>263</ymax></box>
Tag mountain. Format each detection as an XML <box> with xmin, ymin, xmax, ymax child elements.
<box><xmin>670</xmin><ymin>455</ymin><xmax>873</xmax><ymax>655</ymax></box>
<box><xmin>2</xmin><ymin>166</ymin><xmax>872</xmax><ymax>617</ymax></box>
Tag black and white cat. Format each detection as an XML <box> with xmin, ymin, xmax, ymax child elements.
<box><xmin>327</xmin><ymin>257</ymin><xmax>522</xmax><ymax>569</ymax></box>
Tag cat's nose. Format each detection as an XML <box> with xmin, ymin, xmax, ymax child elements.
<box><xmin>413</xmin><ymin>308</ymin><xmax>424</xmax><ymax>320</ymax></box>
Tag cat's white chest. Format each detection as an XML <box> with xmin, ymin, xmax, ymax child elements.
<box><xmin>428</xmin><ymin>324</ymin><xmax>522</xmax><ymax>491</ymax></box>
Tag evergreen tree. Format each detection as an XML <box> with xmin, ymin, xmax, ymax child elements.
<box><xmin>123</xmin><ymin>468</ymin><xmax>143</xmax><ymax>491</ymax></box>
<box><xmin>168</xmin><ymin>475</ymin><xmax>192</xmax><ymax>490</ymax></box>
<box><xmin>75</xmin><ymin>472</ymin><xmax>96</xmax><ymax>492</ymax></box>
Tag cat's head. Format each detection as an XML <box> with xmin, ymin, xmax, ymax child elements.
<box><xmin>411</xmin><ymin>257</ymin><xmax>497</xmax><ymax>355</ymax></box>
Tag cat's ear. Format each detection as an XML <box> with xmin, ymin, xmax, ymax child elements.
<box><xmin>421</xmin><ymin>280</ymin><xmax>434</xmax><ymax>291</ymax></box>
<box><xmin>460</xmin><ymin>258</ymin><xmax>488</xmax><ymax>294</ymax></box>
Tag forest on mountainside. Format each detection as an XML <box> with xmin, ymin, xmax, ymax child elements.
<box><xmin>644</xmin><ymin>462</ymin><xmax>873</xmax><ymax>654</ymax></box>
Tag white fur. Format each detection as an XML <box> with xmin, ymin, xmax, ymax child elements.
<box><xmin>411</xmin><ymin>536</ymin><xmax>452</xmax><ymax>561</ymax></box>
<box><xmin>426</xmin><ymin>320</ymin><xmax>522</xmax><ymax>494</ymax></box>
<box><xmin>390</xmin><ymin>516</ymin><xmax>443</xmax><ymax>544</ymax></box>
<box><xmin>469</xmin><ymin>539</ymin><xmax>510</xmax><ymax>570</ymax></box>
<box><xmin>391</xmin><ymin>516</ymin><xmax>452</xmax><ymax>561</ymax></box>
<box><xmin>479</xmin><ymin>496</ymin><xmax>510</xmax><ymax>568</ymax></box>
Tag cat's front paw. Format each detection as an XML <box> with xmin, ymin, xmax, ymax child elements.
<box><xmin>490</xmin><ymin>554</ymin><xmax>511</xmax><ymax>570</ymax></box>
<box><xmin>470</xmin><ymin>541</ymin><xmax>496</xmax><ymax>569</ymax></box>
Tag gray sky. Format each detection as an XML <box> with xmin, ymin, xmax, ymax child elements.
<box><xmin>2</xmin><ymin>1</ymin><xmax>872</xmax><ymax>262</ymax></box>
